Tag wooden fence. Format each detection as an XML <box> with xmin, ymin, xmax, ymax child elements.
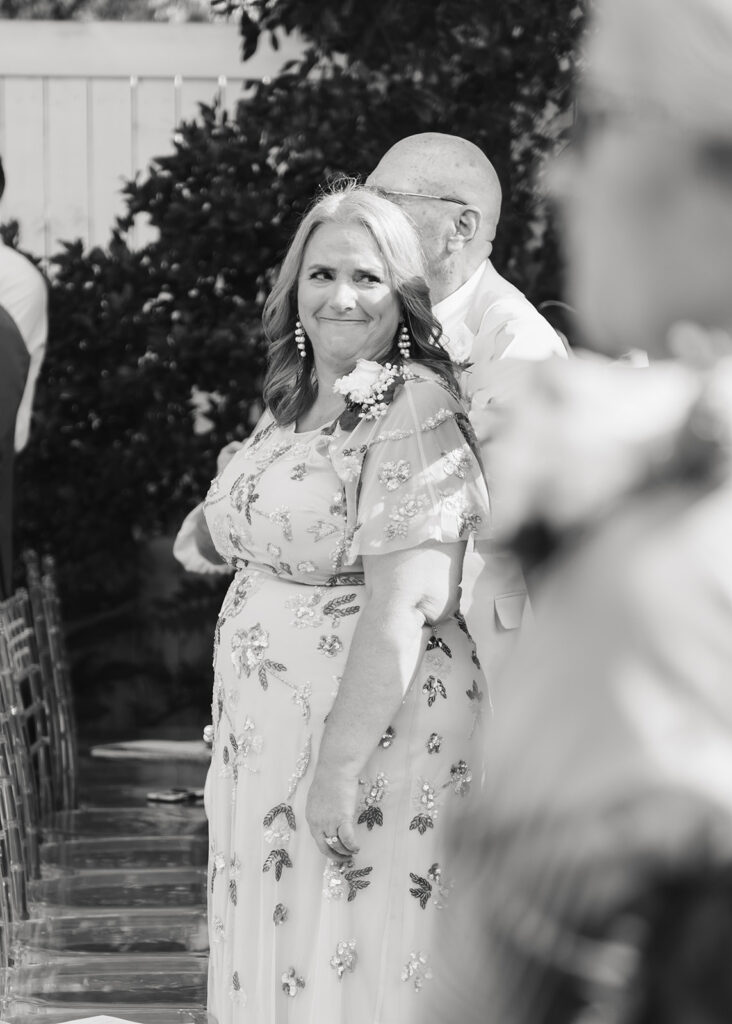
<box><xmin>0</xmin><ymin>19</ymin><xmax>302</xmax><ymax>258</ymax></box>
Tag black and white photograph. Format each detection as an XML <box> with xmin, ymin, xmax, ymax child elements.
<box><xmin>0</xmin><ymin>1</ymin><xmax>731</xmax><ymax>1022</ymax></box>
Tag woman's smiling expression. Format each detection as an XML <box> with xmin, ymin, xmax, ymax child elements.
<box><xmin>297</xmin><ymin>222</ymin><xmax>401</xmax><ymax>375</ymax></box>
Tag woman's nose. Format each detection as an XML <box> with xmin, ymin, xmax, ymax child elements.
<box><xmin>329</xmin><ymin>279</ymin><xmax>357</xmax><ymax>312</ymax></box>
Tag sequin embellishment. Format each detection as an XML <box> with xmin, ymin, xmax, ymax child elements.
<box><xmin>281</xmin><ymin>967</ymin><xmax>306</xmax><ymax>997</ymax></box>
<box><xmin>401</xmin><ymin>951</ymin><xmax>433</xmax><ymax>991</ymax></box>
<box><xmin>448</xmin><ymin>759</ymin><xmax>472</xmax><ymax>796</ymax></box>
<box><xmin>317</xmin><ymin>634</ymin><xmax>344</xmax><ymax>658</ymax></box>
<box><xmin>357</xmin><ymin>772</ymin><xmax>389</xmax><ymax>829</ymax></box>
<box><xmin>441</xmin><ymin>446</ymin><xmax>471</xmax><ymax>479</ymax></box>
<box><xmin>287</xmin><ymin>735</ymin><xmax>312</xmax><ymax>798</ymax></box>
<box><xmin>229</xmin><ymin>970</ymin><xmax>246</xmax><ymax>1004</ymax></box>
<box><xmin>410</xmin><ymin>780</ymin><xmax>438</xmax><ymax>834</ymax></box>
<box><xmin>379</xmin><ymin>725</ymin><xmax>396</xmax><ymax>748</ymax></box>
<box><xmin>378</xmin><ymin>459</ymin><xmax>412</xmax><ymax>491</ymax></box>
<box><xmin>330</xmin><ymin>939</ymin><xmax>358</xmax><ymax>979</ymax></box>
<box><xmin>426</xmin><ymin>732</ymin><xmax>442</xmax><ymax>754</ymax></box>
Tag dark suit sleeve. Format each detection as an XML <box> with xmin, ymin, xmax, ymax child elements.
<box><xmin>0</xmin><ymin>303</ymin><xmax>30</xmax><ymax>597</ymax></box>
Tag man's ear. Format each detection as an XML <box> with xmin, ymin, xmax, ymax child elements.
<box><xmin>446</xmin><ymin>207</ymin><xmax>481</xmax><ymax>252</ymax></box>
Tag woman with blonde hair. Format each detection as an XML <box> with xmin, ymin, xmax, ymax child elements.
<box><xmin>175</xmin><ymin>181</ymin><xmax>491</xmax><ymax>1023</ymax></box>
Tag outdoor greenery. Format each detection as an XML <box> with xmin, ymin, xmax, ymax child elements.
<box><xmin>8</xmin><ymin>0</ymin><xmax>586</xmax><ymax>730</ymax></box>
<box><xmin>0</xmin><ymin>0</ymin><xmax>215</xmax><ymax>20</ymax></box>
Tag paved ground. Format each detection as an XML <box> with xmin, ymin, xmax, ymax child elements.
<box><xmin>5</xmin><ymin>740</ymin><xmax>211</xmax><ymax>1024</ymax></box>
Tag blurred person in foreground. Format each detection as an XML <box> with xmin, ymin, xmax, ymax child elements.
<box><xmin>367</xmin><ymin>134</ymin><xmax>567</xmax><ymax>683</ymax></box>
<box><xmin>174</xmin><ymin>182</ymin><xmax>491</xmax><ymax>1023</ymax></box>
<box><xmin>426</xmin><ymin>0</ymin><xmax>732</xmax><ymax>1022</ymax></box>
<box><xmin>0</xmin><ymin>156</ymin><xmax>48</xmax><ymax>598</ymax></box>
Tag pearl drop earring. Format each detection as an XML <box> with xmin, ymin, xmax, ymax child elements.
<box><xmin>398</xmin><ymin>322</ymin><xmax>411</xmax><ymax>359</ymax></box>
<box><xmin>295</xmin><ymin>319</ymin><xmax>307</xmax><ymax>359</ymax></box>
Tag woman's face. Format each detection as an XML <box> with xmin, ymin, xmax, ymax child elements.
<box><xmin>297</xmin><ymin>222</ymin><xmax>401</xmax><ymax>375</ymax></box>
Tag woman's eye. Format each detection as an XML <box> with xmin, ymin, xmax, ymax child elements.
<box><xmin>360</xmin><ymin>274</ymin><xmax>382</xmax><ymax>284</ymax></box>
<box><xmin>310</xmin><ymin>270</ymin><xmax>332</xmax><ymax>280</ymax></box>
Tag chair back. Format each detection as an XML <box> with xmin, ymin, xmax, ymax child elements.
<box><xmin>24</xmin><ymin>552</ymin><xmax>78</xmax><ymax>811</ymax></box>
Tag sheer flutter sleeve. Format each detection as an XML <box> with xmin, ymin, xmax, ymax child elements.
<box><xmin>329</xmin><ymin>370</ymin><xmax>491</xmax><ymax>563</ymax></box>
<box><xmin>173</xmin><ymin>502</ymin><xmax>232</xmax><ymax>575</ymax></box>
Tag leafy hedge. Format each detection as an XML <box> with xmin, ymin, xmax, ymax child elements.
<box><xmin>7</xmin><ymin>2</ymin><xmax>584</xmax><ymax>729</ymax></box>
<box><xmin>13</xmin><ymin>104</ymin><xmax>267</xmax><ymax>616</ymax></box>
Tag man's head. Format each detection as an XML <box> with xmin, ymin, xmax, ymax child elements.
<box><xmin>367</xmin><ymin>133</ymin><xmax>502</xmax><ymax>302</ymax></box>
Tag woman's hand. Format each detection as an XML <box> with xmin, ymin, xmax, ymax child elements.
<box><xmin>305</xmin><ymin>768</ymin><xmax>360</xmax><ymax>860</ymax></box>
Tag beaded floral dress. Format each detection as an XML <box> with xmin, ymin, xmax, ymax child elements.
<box><xmin>200</xmin><ymin>366</ymin><xmax>491</xmax><ymax>1024</ymax></box>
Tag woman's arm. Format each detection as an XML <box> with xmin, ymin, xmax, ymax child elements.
<box><xmin>305</xmin><ymin>539</ymin><xmax>466</xmax><ymax>858</ymax></box>
<box><xmin>173</xmin><ymin>503</ymin><xmax>229</xmax><ymax>573</ymax></box>
<box><xmin>173</xmin><ymin>441</ymin><xmax>243</xmax><ymax>574</ymax></box>
<box><xmin>191</xmin><ymin>504</ymin><xmax>227</xmax><ymax>566</ymax></box>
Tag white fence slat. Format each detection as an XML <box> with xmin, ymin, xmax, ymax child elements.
<box><xmin>136</xmin><ymin>78</ymin><xmax>178</xmax><ymax>172</ymax></box>
<box><xmin>179</xmin><ymin>77</ymin><xmax>245</xmax><ymax>125</ymax></box>
<box><xmin>46</xmin><ymin>78</ymin><xmax>89</xmax><ymax>249</ymax></box>
<box><xmin>0</xmin><ymin>21</ymin><xmax>304</xmax><ymax>257</ymax></box>
<box><xmin>132</xmin><ymin>77</ymin><xmax>179</xmax><ymax>248</ymax></box>
<box><xmin>2</xmin><ymin>78</ymin><xmax>46</xmax><ymax>254</ymax></box>
<box><xmin>90</xmin><ymin>78</ymin><xmax>134</xmax><ymax>247</ymax></box>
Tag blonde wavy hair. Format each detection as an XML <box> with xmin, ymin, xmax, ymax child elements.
<box><xmin>262</xmin><ymin>180</ymin><xmax>454</xmax><ymax>426</ymax></box>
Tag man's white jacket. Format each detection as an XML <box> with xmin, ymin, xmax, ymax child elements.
<box><xmin>439</xmin><ymin>259</ymin><xmax>567</xmax><ymax>683</ymax></box>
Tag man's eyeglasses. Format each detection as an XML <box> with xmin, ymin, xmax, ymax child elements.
<box><xmin>372</xmin><ymin>187</ymin><xmax>470</xmax><ymax>206</ymax></box>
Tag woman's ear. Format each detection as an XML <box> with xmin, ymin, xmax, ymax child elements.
<box><xmin>446</xmin><ymin>207</ymin><xmax>481</xmax><ymax>252</ymax></box>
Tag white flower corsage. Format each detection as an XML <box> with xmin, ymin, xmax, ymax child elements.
<box><xmin>333</xmin><ymin>359</ymin><xmax>406</xmax><ymax>422</ymax></box>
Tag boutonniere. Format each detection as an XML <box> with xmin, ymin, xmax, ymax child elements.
<box><xmin>332</xmin><ymin>359</ymin><xmax>408</xmax><ymax>430</ymax></box>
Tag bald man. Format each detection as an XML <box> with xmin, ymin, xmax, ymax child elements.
<box><xmin>368</xmin><ymin>134</ymin><xmax>566</xmax><ymax>681</ymax></box>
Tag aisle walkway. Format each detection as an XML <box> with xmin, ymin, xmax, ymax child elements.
<box><xmin>5</xmin><ymin>747</ymin><xmax>210</xmax><ymax>1024</ymax></box>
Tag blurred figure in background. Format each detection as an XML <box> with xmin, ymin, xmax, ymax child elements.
<box><xmin>427</xmin><ymin>0</ymin><xmax>732</xmax><ymax>1021</ymax></box>
<box><xmin>0</xmin><ymin>303</ymin><xmax>29</xmax><ymax>599</ymax></box>
<box><xmin>368</xmin><ymin>134</ymin><xmax>567</xmax><ymax>683</ymax></box>
<box><xmin>0</xmin><ymin>157</ymin><xmax>48</xmax><ymax>598</ymax></box>
<box><xmin>0</xmin><ymin>158</ymin><xmax>49</xmax><ymax>454</ymax></box>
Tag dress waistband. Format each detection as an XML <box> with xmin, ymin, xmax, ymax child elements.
<box><xmin>232</xmin><ymin>559</ymin><xmax>365</xmax><ymax>588</ymax></box>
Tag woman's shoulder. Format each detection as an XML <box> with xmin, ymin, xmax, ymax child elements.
<box><xmin>329</xmin><ymin>361</ymin><xmax>467</xmax><ymax>456</ymax></box>
<box><xmin>350</xmin><ymin>362</ymin><xmax>470</xmax><ymax>455</ymax></box>
<box><xmin>396</xmin><ymin>361</ymin><xmax>464</xmax><ymax>417</ymax></box>
<box><xmin>240</xmin><ymin>408</ymin><xmax>282</xmax><ymax>452</ymax></box>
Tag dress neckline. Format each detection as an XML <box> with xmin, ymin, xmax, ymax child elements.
<box><xmin>291</xmin><ymin>415</ymin><xmax>339</xmax><ymax>437</ymax></box>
